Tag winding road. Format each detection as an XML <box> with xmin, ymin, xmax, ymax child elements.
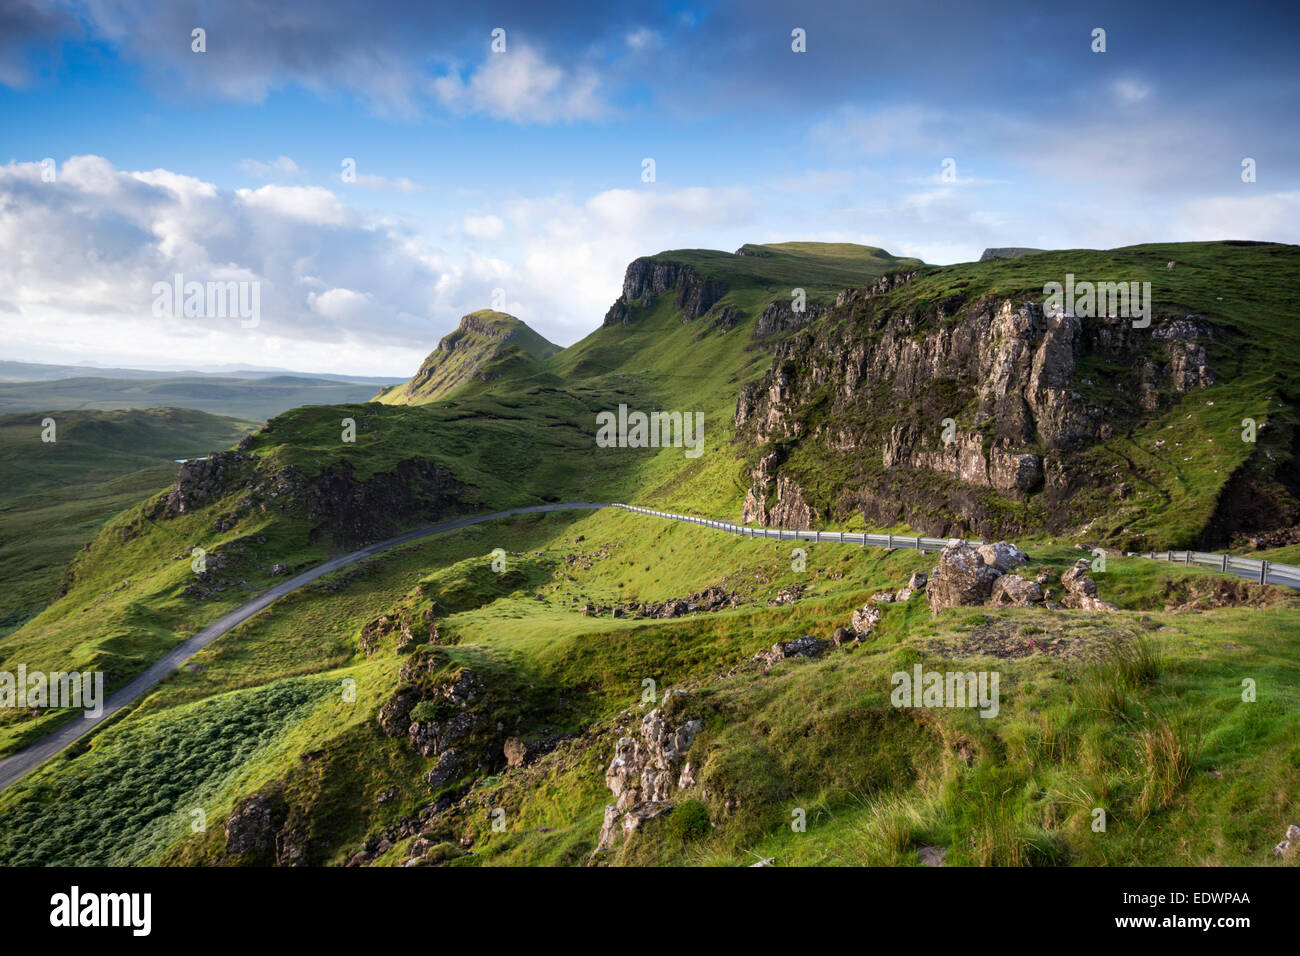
<box><xmin>2</xmin><ymin>499</ymin><xmax>1295</xmax><ymax>793</ymax></box>
<box><xmin>0</xmin><ymin>502</ymin><xmax>607</xmax><ymax>794</ymax></box>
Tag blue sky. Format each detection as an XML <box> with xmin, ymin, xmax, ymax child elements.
<box><xmin>1</xmin><ymin>0</ymin><xmax>1296</xmax><ymax>375</ymax></box>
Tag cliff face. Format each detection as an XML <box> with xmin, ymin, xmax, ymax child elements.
<box><xmin>603</xmin><ymin>258</ymin><xmax>728</xmax><ymax>326</ymax></box>
<box><xmin>146</xmin><ymin>449</ymin><xmax>464</xmax><ymax>547</ymax></box>
<box><xmin>733</xmin><ymin>279</ymin><xmax>1221</xmax><ymax>544</ymax></box>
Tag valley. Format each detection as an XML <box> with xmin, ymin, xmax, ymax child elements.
<box><xmin>0</xmin><ymin>239</ymin><xmax>1296</xmax><ymax>869</ymax></box>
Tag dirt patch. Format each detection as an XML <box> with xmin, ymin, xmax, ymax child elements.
<box><xmin>924</xmin><ymin>617</ymin><xmax>1147</xmax><ymax>662</ymax></box>
<box><xmin>1160</xmin><ymin>576</ymin><xmax>1291</xmax><ymax>612</ymax></box>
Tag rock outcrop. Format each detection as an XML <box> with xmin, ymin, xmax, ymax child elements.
<box><xmin>596</xmin><ymin>690</ymin><xmax>702</xmax><ymax>852</ymax></box>
<box><xmin>150</xmin><ymin>449</ymin><xmax>464</xmax><ymax>548</ymax></box>
<box><xmin>603</xmin><ymin>258</ymin><xmax>727</xmax><ymax>326</ymax></box>
<box><xmin>732</xmin><ymin>286</ymin><xmax>1220</xmax><ymax>540</ymax></box>
<box><xmin>1060</xmin><ymin>559</ymin><xmax>1117</xmax><ymax>612</ymax></box>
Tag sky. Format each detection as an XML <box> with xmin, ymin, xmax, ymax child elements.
<box><xmin>0</xmin><ymin>0</ymin><xmax>1296</xmax><ymax>376</ymax></box>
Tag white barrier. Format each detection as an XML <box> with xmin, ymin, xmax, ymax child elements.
<box><xmin>609</xmin><ymin>504</ymin><xmax>1300</xmax><ymax>590</ymax></box>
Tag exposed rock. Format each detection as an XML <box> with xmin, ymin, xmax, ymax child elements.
<box><xmin>927</xmin><ymin>543</ymin><xmax>1004</xmax><ymax>615</ymax></box>
<box><xmin>755</xmin><ymin>635</ymin><xmax>826</xmax><ymax>667</ymax></box>
<box><xmin>504</xmin><ymin>737</ymin><xmax>528</xmax><ymax>768</ymax></box>
<box><xmin>831</xmin><ymin>626</ymin><xmax>858</xmax><ymax>647</ymax></box>
<box><xmin>918</xmin><ymin>845</ymin><xmax>948</xmax><ymax>866</ymax></box>
<box><xmin>1060</xmin><ymin>559</ymin><xmax>1117</xmax><ymax>612</ymax></box>
<box><xmin>597</xmin><ymin>691</ymin><xmax>702</xmax><ymax>852</ymax></box>
<box><xmin>976</xmin><ymin>541</ymin><xmax>1028</xmax><ymax>573</ymax></box>
<box><xmin>768</xmin><ymin>583</ymin><xmax>806</xmax><ymax>606</ymax></box>
<box><xmin>1272</xmin><ymin>823</ymin><xmax>1300</xmax><ymax>859</ymax></box>
<box><xmin>990</xmin><ymin>574</ymin><xmax>1044</xmax><ymax>607</ymax></box>
<box><xmin>754</xmin><ymin>298</ymin><xmax>829</xmax><ymax>339</ymax></box>
<box><xmin>423</xmin><ymin>750</ymin><xmax>461</xmax><ymax>790</ymax></box>
<box><xmin>603</xmin><ymin>258</ymin><xmax>726</xmax><ymax>326</ymax></box>
<box><xmin>850</xmin><ymin>603</ymin><xmax>882</xmax><ymax>637</ymax></box>
<box><xmin>225</xmin><ymin>792</ymin><xmax>287</xmax><ymax>859</ymax></box>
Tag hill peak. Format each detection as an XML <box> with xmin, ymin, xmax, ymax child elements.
<box><xmin>375</xmin><ymin>310</ymin><xmax>559</xmax><ymax>405</ymax></box>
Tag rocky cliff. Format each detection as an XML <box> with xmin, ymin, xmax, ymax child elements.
<box><xmin>733</xmin><ymin>277</ymin><xmax>1237</xmax><ymax>546</ymax></box>
<box><xmin>603</xmin><ymin>258</ymin><xmax>728</xmax><ymax>326</ymax></box>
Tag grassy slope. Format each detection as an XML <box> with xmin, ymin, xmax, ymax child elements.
<box><xmin>5</xmin><ymin>506</ymin><xmax>1294</xmax><ymax>867</ymax></box>
<box><xmin>374</xmin><ymin>310</ymin><xmax>560</xmax><ymax>406</ymax></box>
<box><xmin>0</xmin><ymin>408</ymin><xmax>255</xmax><ymax>637</ymax></box>
<box><xmin>2</xmin><ymin>241</ymin><xmax>1297</xmax><ymax>868</ymax></box>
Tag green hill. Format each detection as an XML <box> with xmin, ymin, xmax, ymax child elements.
<box><xmin>0</xmin><ymin>407</ymin><xmax>255</xmax><ymax>637</ymax></box>
<box><xmin>2</xmin><ymin>240</ymin><xmax>1299</xmax><ymax>870</ymax></box>
<box><xmin>375</xmin><ymin>310</ymin><xmax>560</xmax><ymax>406</ymax></box>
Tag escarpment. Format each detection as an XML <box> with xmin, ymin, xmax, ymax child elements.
<box><xmin>144</xmin><ymin>448</ymin><xmax>464</xmax><ymax>548</ymax></box>
<box><xmin>734</xmin><ymin>281</ymin><xmax>1225</xmax><ymax>544</ymax></box>
<box><xmin>603</xmin><ymin>257</ymin><xmax>728</xmax><ymax>326</ymax></box>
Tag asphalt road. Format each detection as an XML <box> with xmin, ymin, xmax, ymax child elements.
<box><xmin>0</xmin><ymin>502</ymin><xmax>608</xmax><ymax>793</ymax></box>
<box><xmin>3</xmin><ymin>500</ymin><xmax>1294</xmax><ymax>793</ymax></box>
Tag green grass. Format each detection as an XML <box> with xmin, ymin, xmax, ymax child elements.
<box><xmin>0</xmin><ymin>407</ymin><xmax>254</xmax><ymax>637</ymax></box>
<box><xmin>2</xmin><ymin>239</ymin><xmax>1297</xmax><ymax>869</ymax></box>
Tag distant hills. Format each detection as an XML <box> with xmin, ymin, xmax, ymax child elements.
<box><xmin>0</xmin><ymin>364</ymin><xmax>405</xmax><ymax>423</ymax></box>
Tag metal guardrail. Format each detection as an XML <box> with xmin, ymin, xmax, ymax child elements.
<box><xmin>610</xmin><ymin>504</ymin><xmax>1300</xmax><ymax>590</ymax></box>
<box><xmin>1139</xmin><ymin>549</ymin><xmax>1300</xmax><ymax>587</ymax></box>
<box><xmin>610</xmin><ymin>504</ymin><xmax>984</xmax><ymax>553</ymax></box>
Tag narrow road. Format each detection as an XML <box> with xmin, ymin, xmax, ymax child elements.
<box><xmin>3</xmin><ymin>500</ymin><xmax>1294</xmax><ymax>793</ymax></box>
<box><xmin>0</xmin><ymin>502</ymin><xmax>608</xmax><ymax>794</ymax></box>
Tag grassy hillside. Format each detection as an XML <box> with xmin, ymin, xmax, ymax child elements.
<box><xmin>0</xmin><ymin>407</ymin><xmax>254</xmax><ymax>637</ymax></box>
<box><xmin>2</xmin><ymin>240</ymin><xmax>1297</xmax><ymax>869</ymax></box>
<box><xmin>2</xmin><ymin>506</ymin><xmax>1295</xmax><ymax>868</ymax></box>
<box><xmin>374</xmin><ymin>311</ymin><xmax>559</xmax><ymax>406</ymax></box>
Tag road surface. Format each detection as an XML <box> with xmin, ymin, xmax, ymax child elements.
<box><xmin>0</xmin><ymin>502</ymin><xmax>608</xmax><ymax>793</ymax></box>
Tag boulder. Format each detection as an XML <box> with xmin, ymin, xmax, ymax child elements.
<box><xmin>976</xmin><ymin>541</ymin><xmax>1028</xmax><ymax>573</ymax></box>
<box><xmin>850</xmin><ymin>603</ymin><xmax>882</xmax><ymax>636</ymax></box>
<box><xmin>927</xmin><ymin>543</ymin><xmax>1004</xmax><ymax>615</ymax></box>
<box><xmin>990</xmin><ymin>574</ymin><xmax>1044</xmax><ymax>607</ymax></box>
<box><xmin>1272</xmin><ymin>823</ymin><xmax>1300</xmax><ymax>859</ymax></box>
<box><xmin>756</xmin><ymin>635</ymin><xmax>827</xmax><ymax>667</ymax></box>
<box><xmin>1061</xmin><ymin>559</ymin><xmax>1117</xmax><ymax>612</ymax></box>
<box><xmin>504</xmin><ymin>737</ymin><xmax>528</xmax><ymax>768</ymax></box>
<box><xmin>831</xmin><ymin>626</ymin><xmax>857</xmax><ymax>647</ymax></box>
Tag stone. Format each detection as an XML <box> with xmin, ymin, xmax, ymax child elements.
<box><xmin>850</xmin><ymin>603</ymin><xmax>882</xmax><ymax>636</ymax></box>
<box><xmin>831</xmin><ymin>626</ymin><xmax>857</xmax><ymax>647</ymax></box>
<box><xmin>976</xmin><ymin>541</ymin><xmax>1028</xmax><ymax>573</ymax></box>
<box><xmin>927</xmin><ymin>543</ymin><xmax>1004</xmax><ymax>615</ymax></box>
<box><xmin>596</xmin><ymin>693</ymin><xmax>703</xmax><ymax>852</ymax></box>
<box><xmin>504</xmin><ymin>737</ymin><xmax>528</xmax><ymax>768</ymax></box>
<box><xmin>1061</xmin><ymin>559</ymin><xmax>1117</xmax><ymax>612</ymax></box>
<box><xmin>990</xmin><ymin>574</ymin><xmax>1044</xmax><ymax>607</ymax></box>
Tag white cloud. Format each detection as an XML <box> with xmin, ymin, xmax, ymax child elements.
<box><xmin>0</xmin><ymin>156</ymin><xmax>465</xmax><ymax>374</ymax></box>
<box><xmin>1112</xmin><ymin>79</ymin><xmax>1152</xmax><ymax>104</ymax></box>
<box><xmin>463</xmin><ymin>214</ymin><xmax>505</xmax><ymax>240</ymax></box>
<box><xmin>238</xmin><ymin>156</ymin><xmax>303</xmax><ymax>178</ymax></box>
<box><xmin>343</xmin><ymin>172</ymin><xmax>422</xmax><ymax>193</ymax></box>
<box><xmin>307</xmin><ymin>287</ymin><xmax>372</xmax><ymax>320</ymax></box>
<box><xmin>625</xmin><ymin>28</ymin><xmax>660</xmax><ymax>51</ymax></box>
<box><xmin>1173</xmin><ymin>191</ymin><xmax>1300</xmax><ymax>241</ymax></box>
<box><xmin>236</xmin><ymin>184</ymin><xmax>350</xmax><ymax>226</ymax></box>
<box><xmin>431</xmin><ymin>45</ymin><xmax>607</xmax><ymax>123</ymax></box>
